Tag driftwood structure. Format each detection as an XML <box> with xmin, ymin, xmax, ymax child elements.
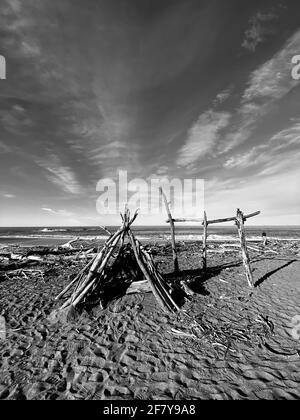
<box><xmin>161</xmin><ymin>188</ymin><xmax>260</xmax><ymax>288</ymax></box>
<box><xmin>54</xmin><ymin>208</ymin><xmax>180</xmax><ymax>315</ymax></box>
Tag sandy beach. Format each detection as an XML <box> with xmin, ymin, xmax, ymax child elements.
<box><xmin>0</xmin><ymin>239</ymin><xmax>299</xmax><ymax>400</ymax></box>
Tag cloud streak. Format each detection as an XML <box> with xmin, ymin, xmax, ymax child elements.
<box><xmin>36</xmin><ymin>155</ymin><xmax>82</xmax><ymax>195</ymax></box>
<box><xmin>177</xmin><ymin>110</ymin><xmax>231</xmax><ymax>167</ymax></box>
<box><xmin>219</xmin><ymin>29</ymin><xmax>300</xmax><ymax>153</ymax></box>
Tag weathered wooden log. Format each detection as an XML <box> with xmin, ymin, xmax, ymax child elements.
<box><xmin>236</xmin><ymin>209</ymin><xmax>254</xmax><ymax>288</ymax></box>
<box><xmin>2</xmin><ymin>260</ymin><xmax>39</xmax><ymax>272</ymax></box>
<box><xmin>166</xmin><ymin>218</ymin><xmax>204</xmax><ymax>223</ymax></box>
<box><xmin>208</xmin><ymin>211</ymin><xmax>260</xmax><ymax>225</ymax></box>
<box><xmin>60</xmin><ymin>237</ymin><xmax>80</xmax><ymax>249</ymax></box>
<box><xmin>202</xmin><ymin>211</ymin><xmax>208</xmax><ymax>271</ymax></box>
<box><xmin>222</xmin><ymin>243</ymin><xmax>261</xmax><ymax>252</ymax></box>
<box><xmin>166</xmin><ymin>210</ymin><xmax>260</xmax><ymax>225</ymax></box>
<box><xmin>160</xmin><ymin>188</ymin><xmax>179</xmax><ymax>273</ymax></box>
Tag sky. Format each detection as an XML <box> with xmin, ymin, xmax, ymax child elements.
<box><xmin>0</xmin><ymin>0</ymin><xmax>300</xmax><ymax>226</ymax></box>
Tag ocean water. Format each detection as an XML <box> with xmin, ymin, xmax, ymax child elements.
<box><xmin>0</xmin><ymin>225</ymin><xmax>300</xmax><ymax>247</ymax></box>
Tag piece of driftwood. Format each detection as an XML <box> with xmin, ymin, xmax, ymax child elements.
<box><xmin>208</xmin><ymin>211</ymin><xmax>260</xmax><ymax>225</ymax></box>
<box><xmin>264</xmin><ymin>248</ymin><xmax>278</xmax><ymax>254</ymax></box>
<box><xmin>126</xmin><ymin>280</ymin><xmax>151</xmax><ymax>294</ymax></box>
<box><xmin>160</xmin><ymin>188</ymin><xmax>179</xmax><ymax>273</ymax></box>
<box><xmin>236</xmin><ymin>209</ymin><xmax>254</xmax><ymax>288</ymax></box>
<box><xmin>54</xmin><ymin>256</ymin><xmax>96</xmax><ymax>301</ymax></box>
<box><xmin>2</xmin><ymin>260</ymin><xmax>39</xmax><ymax>272</ymax></box>
<box><xmin>26</xmin><ymin>247</ymin><xmax>96</xmax><ymax>257</ymax></box>
<box><xmin>27</xmin><ymin>255</ymin><xmax>44</xmax><ymax>262</ymax></box>
<box><xmin>202</xmin><ymin>211</ymin><xmax>208</xmax><ymax>271</ymax></box>
<box><xmin>180</xmin><ymin>280</ymin><xmax>195</xmax><ymax>297</ymax></box>
<box><xmin>128</xmin><ymin>230</ymin><xmax>179</xmax><ymax>313</ymax></box>
<box><xmin>166</xmin><ymin>217</ymin><xmax>204</xmax><ymax>223</ymax></box>
<box><xmin>99</xmin><ymin>226</ymin><xmax>113</xmax><ymax>236</ymax></box>
<box><xmin>207</xmin><ymin>249</ymin><xmax>225</xmax><ymax>254</ymax></box>
<box><xmin>222</xmin><ymin>244</ymin><xmax>260</xmax><ymax>252</ymax></box>
<box><xmin>60</xmin><ymin>238</ymin><xmax>80</xmax><ymax>250</ymax></box>
<box><xmin>166</xmin><ymin>211</ymin><xmax>261</xmax><ymax>225</ymax></box>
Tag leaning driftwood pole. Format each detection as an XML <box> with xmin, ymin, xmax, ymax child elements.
<box><xmin>59</xmin><ymin>230</ymin><xmax>123</xmax><ymax>310</ymax></box>
<box><xmin>160</xmin><ymin>187</ymin><xmax>179</xmax><ymax>273</ymax></box>
<box><xmin>202</xmin><ymin>211</ymin><xmax>208</xmax><ymax>271</ymax></box>
<box><xmin>54</xmin><ymin>256</ymin><xmax>95</xmax><ymax>301</ymax></box>
<box><xmin>236</xmin><ymin>209</ymin><xmax>254</xmax><ymax>288</ymax></box>
<box><xmin>128</xmin><ymin>232</ymin><xmax>174</xmax><ymax>313</ymax></box>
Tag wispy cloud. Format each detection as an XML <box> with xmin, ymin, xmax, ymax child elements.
<box><xmin>177</xmin><ymin>110</ymin><xmax>231</xmax><ymax>167</ymax></box>
<box><xmin>0</xmin><ymin>104</ymin><xmax>34</xmax><ymax>135</ymax></box>
<box><xmin>88</xmin><ymin>141</ymin><xmax>128</xmax><ymax>163</ymax></box>
<box><xmin>37</xmin><ymin>155</ymin><xmax>82</xmax><ymax>195</ymax></box>
<box><xmin>224</xmin><ymin>148</ymin><xmax>263</xmax><ymax>169</ymax></box>
<box><xmin>242</xmin><ymin>10</ymin><xmax>279</xmax><ymax>52</ymax></box>
<box><xmin>0</xmin><ymin>141</ymin><xmax>11</xmax><ymax>153</ymax></box>
<box><xmin>2</xmin><ymin>193</ymin><xmax>16</xmax><ymax>199</ymax></box>
<box><xmin>270</xmin><ymin>120</ymin><xmax>300</xmax><ymax>147</ymax></box>
<box><xmin>41</xmin><ymin>207</ymin><xmax>74</xmax><ymax>217</ymax></box>
<box><xmin>242</xmin><ymin>31</ymin><xmax>300</xmax><ymax>101</ymax></box>
<box><xmin>213</xmin><ymin>87</ymin><xmax>233</xmax><ymax>107</ymax></box>
<box><xmin>220</xmin><ymin>30</ymin><xmax>300</xmax><ymax>153</ymax></box>
<box><xmin>224</xmin><ymin>119</ymin><xmax>300</xmax><ymax>173</ymax></box>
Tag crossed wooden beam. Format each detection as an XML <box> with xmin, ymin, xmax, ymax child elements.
<box><xmin>165</xmin><ymin>211</ymin><xmax>261</xmax><ymax>225</ymax></box>
<box><xmin>160</xmin><ymin>188</ymin><xmax>261</xmax><ymax>288</ymax></box>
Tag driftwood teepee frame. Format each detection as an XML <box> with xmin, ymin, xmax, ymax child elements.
<box><xmin>55</xmin><ymin>208</ymin><xmax>180</xmax><ymax>314</ymax></box>
<box><xmin>160</xmin><ymin>188</ymin><xmax>260</xmax><ymax>288</ymax></box>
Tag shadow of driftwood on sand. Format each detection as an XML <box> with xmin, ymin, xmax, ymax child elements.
<box><xmin>164</xmin><ymin>259</ymin><xmax>246</xmax><ymax>297</ymax></box>
<box><xmin>254</xmin><ymin>260</ymin><xmax>297</xmax><ymax>288</ymax></box>
<box><xmin>78</xmin><ymin>256</ymin><xmax>298</xmax><ymax>313</ymax></box>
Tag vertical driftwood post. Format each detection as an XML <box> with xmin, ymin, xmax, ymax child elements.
<box><xmin>160</xmin><ymin>187</ymin><xmax>179</xmax><ymax>273</ymax></box>
<box><xmin>202</xmin><ymin>211</ymin><xmax>208</xmax><ymax>271</ymax></box>
<box><xmin>236</xmin><ymin>208</ymin><xmax>254</xmax><ymax>288</ymax></box>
